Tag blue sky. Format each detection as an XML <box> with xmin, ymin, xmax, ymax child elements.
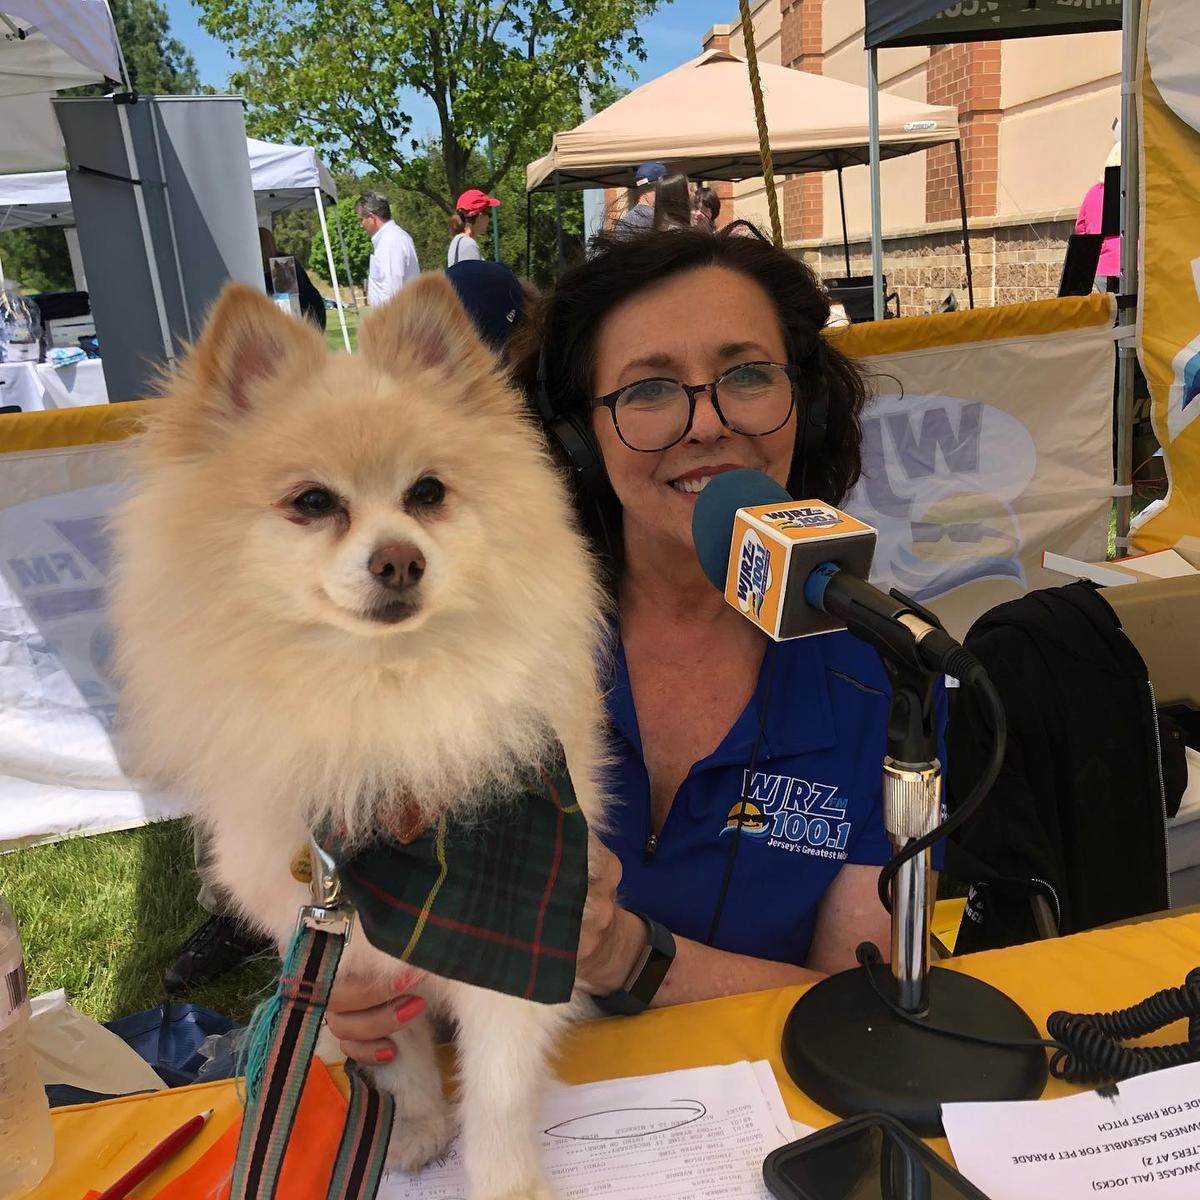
<box><xmin>164</xmin><ymin>0</ymin><xmax>735</xmax><ymax>123</ymax></box>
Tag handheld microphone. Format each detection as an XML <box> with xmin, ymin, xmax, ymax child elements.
<box><xmin>691</xmin><ymin>469</ymin><xmax>984</xmax><ymax>686</ymax></box>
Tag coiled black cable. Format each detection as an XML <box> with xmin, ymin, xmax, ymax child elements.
<box><xmin>1046</xmin><ymin>968</ymin><xmax>1200</xmax><ymax>1084</ymax></box>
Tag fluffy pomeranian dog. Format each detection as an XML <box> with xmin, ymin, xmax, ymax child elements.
<box><xmin>109</xmin><ymin>275</ymin><xmax>608</xmax><ymax>1200</ymax></box>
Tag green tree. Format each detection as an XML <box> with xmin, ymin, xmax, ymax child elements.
<box><xmin>0</xmin><ymin>0</ymin><xmax>199</xmax><ymax>291</ymax></box>
<box><xmin>194</xmin><ymin>0</ymin><xmax>660</xmax><ymax>213</ymax></box>
<box><xmin>307</xmin><ymin>197</ymin><xmax>373</xmax><ymax>286</ymax></box>
<box><xmin>0</xmin><ymin>229</ymin><xmax>74</xmax><ymax>293</ymax></box>
<box><xmin>107</xmin><ymin>0</ymin><xmax>200</xmax><ymax>94</ymax></box>
<box><xmin>272</xmin><ymin>209</ymin><xmax>320</xmax><ymax>268</ymax></box>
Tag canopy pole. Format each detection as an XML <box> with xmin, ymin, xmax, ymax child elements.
<box><xmin>953</xmin><ymin>141</ymin><xmax>975</xmax><ymax>309</ymax></box>
<box><xmin>101</xmin><ymin>0</ymin><xmax>134</xmax><ymax>93</ymax></box>
<box><xmin>554</xmin><ymin>176</ymin><xmax>564</xmax><ymax>276</ymax></box>
<box><xmin>525</xmin><ymin>191</ymin><xmax>533</xmax><ymax>278</ymax></box>
<box><xmin>867</xmin><ymin>48</ymin><xmax>885</xmax><ymax>321</ymax></box>
<box><xmin>487</xmin><ymin>135</ymin><xmax>501</xmax><ymax>261</ymax></box>
<box><xmin>836</xmin><ymin>167</ymin><xmax>851</xmax><ymax>277</ymax></box>
<box><xmin>1116</xmin><ymin>0</ymin><xmax>1141</xmax><ymax>548</ymax></box>
<box><xmin>315</xmin><ymin>187</ymin><xmax>350</xmax><ymax>352</ymax></box>
<box><xmin>333</xmin><ymin>205</ymin><xmax>358</xmax><ymax>311</ymax></box>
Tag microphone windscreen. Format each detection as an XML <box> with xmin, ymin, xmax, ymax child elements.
<box><xmin>691</xmin><ymin>469</ymin><xmax>791</xmax><ymax>591</ymax></box>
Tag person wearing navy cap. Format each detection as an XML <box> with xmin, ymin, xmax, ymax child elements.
<box><xmin>445</xmin><ymin>259</ymin><xmax>525</xmax><ymax>351</ymax></box>
<box><xmin>614</xmin><ymin>161</ymin><xmax>668</xmax><ymax>239</ymax></box>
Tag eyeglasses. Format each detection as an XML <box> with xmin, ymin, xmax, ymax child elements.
<box><xmin>591</xmin><ymin>360</ymin><xmax>800</xmax><ymax>453</ymax></box>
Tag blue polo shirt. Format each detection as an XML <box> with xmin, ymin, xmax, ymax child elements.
<box><xmin>603</xmin><ymin>630</ymin><xmax>947</xmax><ymax>967</ymax></box>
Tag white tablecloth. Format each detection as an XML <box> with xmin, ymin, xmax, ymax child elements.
<box><xmin>0</xmin><ymin>358</ymin><xmax>108</xmax><ymax>412</ymax></box>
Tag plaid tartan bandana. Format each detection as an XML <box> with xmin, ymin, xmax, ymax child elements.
<box><xmin>322</xmin><ymin>751</ymin><xmax>588</xmax><ymax>1004</ymax></box>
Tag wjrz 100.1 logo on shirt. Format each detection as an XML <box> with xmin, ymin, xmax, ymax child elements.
<box><xmin>719</xmin><ymin>771</ymin><xmax>851</xmax><ymax>861</ymax></box>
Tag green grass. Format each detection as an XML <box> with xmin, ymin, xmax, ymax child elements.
<box><xmin>325</xmin><ymin>303</ymin><xmax>360</xmax><ymax>353</ymax></box>
<box><xmin>1107</xmin><ymin>490</ymin><xmax>1165</xmax><ymax>560</ymax></box>
<box><xmin>0</xmin><ymin>822</ymin><xmax>278</xmax><ymax>1025</ymax></box>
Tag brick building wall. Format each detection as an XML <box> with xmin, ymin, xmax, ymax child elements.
<box><xmin>700</xmin><ymin>25</ymin><xmax>736</xmax><ymax>226</ymax></box>
<box><xmin>779</xmin><ymin>0</ymin><xmax>823</xmax><ymax>243</ymax></box>
<box><xmin>768</xmin><ymin>0</ymin><xmax>1081</xmax><ymax>307</ymax></box>
<box><xmin>925</xmin><ymin>41</ymin><xmax>1001</xmax><ymax>221</ymax></box>
<box><xmin>797</xmin><ymin>219</ymin><xmax>1074</xmax><ymax>314</ymax></box>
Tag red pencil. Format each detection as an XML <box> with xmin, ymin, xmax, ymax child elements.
<box><xmin>93</xmin><ymin>1107</ymin><xmax>215</xmax><ymax>1200</ymax></box>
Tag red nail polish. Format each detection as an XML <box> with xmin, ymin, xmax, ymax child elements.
<box><xmin>393</xmin><ymin>969</ymin><xmax>426</xmax><ymax>993</ymax></box>
<box><xmin>375</xmin><ymin>1046</ymin><xmax>395</xmax><ymax>1063</ymax></box>
<box><xmin>394</xmin><ymin>996</ymin><xmax>425</xmax><ymax>1022</ymax></box>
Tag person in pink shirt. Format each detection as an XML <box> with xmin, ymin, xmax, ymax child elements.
<box><xmin>1075</xmin><ymin>135</ymin><xmax>1122</xmax><ymax>287</ymax></box>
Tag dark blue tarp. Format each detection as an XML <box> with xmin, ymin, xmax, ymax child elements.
<box><xmin>865</xmin><ymin>0</ymin><xmax>1122</xmax><ymax>50</ymax></box>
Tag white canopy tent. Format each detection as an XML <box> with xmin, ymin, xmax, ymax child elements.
<box><xmin>0</xmin><ymin>136</ymin><xmax>358</xmax><ymax>347</ymax></box>
<box><xmin>244</xmin><ymin>136</ymin><xmax>354</xmax><ymax>349</ymax></box>
<box><xmin>0</xmin><ymin>0</ymin><xmax>123</xmax><ymax>174</ymax></box>
<box><xmin>247</xmin><ymin>136</ymin><xmax>337</xmax><ymax>210</ymax></box>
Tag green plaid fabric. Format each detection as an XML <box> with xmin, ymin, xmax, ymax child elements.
<box><xmin>324</xmin><ymin>751</ymin><xmax>589</xmax><ymax>1004</ymax></box>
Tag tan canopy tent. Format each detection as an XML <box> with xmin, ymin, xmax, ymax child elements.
<box><xmin>527</xmin><ymin>49</ymin><xmax>959</xmax><ymax>191</ymax></box>
<box><xmin>525</xmin><ymin>49</ymin><xmax>966</xmax><ymax>296</ymax></box>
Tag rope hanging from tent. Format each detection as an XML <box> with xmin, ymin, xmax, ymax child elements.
<box><xmin>738</xmin><ymin>0</ymin><xmax>783</xmax><ymax>247</ymax></box>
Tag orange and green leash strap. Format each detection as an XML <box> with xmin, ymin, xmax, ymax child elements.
<box><xmin>230</xmin><ymin>852</ymin><xmax>394</xmax><ymax>1200</ymax></box>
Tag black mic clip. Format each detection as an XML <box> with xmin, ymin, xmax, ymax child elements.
<box><xmin>886</xmin><ymin>588</ymin><xmax>945</xmax><ymax>634</ymax></box>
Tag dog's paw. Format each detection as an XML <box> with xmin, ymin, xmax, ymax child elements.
<box><xmin>386</xmin><ymin>1109</ymin><xmax>456</xmax><ymax>1174</ymax></box>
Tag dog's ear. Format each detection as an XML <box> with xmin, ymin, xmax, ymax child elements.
<box><xmin>359</xmin><ymin>273</ymin><xmax>495</xmax><ymax>381</ymax></box>
<box><xmin>188</xmin><ymin>284</ymin><xmax>325</xmax><ymax>414</ymax></box>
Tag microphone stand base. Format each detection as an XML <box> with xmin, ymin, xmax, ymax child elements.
<box><xmin>782</xmin><ymin>961</ymin><xmax>1048</xmax><ymax>1136</ymax></box>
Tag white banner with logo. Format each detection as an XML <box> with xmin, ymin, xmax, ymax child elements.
<box><xmin>834</xmin><ymin>294</ymin><xmax>1117</xmax><ymax>639</ymax></box>
<box><xmin>0</xmin><ymin>409</ymin><xmax>185</xmax><ymax>847</ymax></box>
<box><xmin>1</xmin><ymin>301</ymin><xmax>1117</xmax><ymax>843</ymax></box>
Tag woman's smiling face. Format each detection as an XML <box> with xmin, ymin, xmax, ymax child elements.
<box><xmin>591</xmin><ymin>264</ymin><xmax>797</xmax><ymax>557</ymax></box>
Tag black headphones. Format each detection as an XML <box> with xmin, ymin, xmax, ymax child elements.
<box><xmin>534</xmin><ymin>343</ymin><xmax>620</xmax><ymax>562</ymax></box>
<box><xmin>534</xmin><ymin>340</ymin><xmax>832</xmax><ymax>562</ymax></box>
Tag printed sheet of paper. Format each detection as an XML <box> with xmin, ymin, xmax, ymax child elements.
<box><xmin>379</xmin><ymin>1060</ymin><xmax>804</xmax><ymax>1200</ymax></box>
<box><xmin>943</xmin><ymin>1060</ymin><xmax>1200</xmax><ymax>1199</ymax></box>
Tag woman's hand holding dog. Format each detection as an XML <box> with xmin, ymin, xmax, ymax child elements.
<box><xmin>326</xmin><ymin>972</ymin><xmax>427</xmax><ymax>1063</ymax></box>
<box><xmin>576</xmin><ymin>836</ymin><xmax>649</xmax><ymax>995</ymax></box>
<box><xmin>326</xmin><ymin>837</ymin><xmax>651</xmax><ymax>1062</ymax></box>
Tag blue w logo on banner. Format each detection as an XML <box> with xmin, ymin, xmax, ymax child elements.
<box><xmin>846</xmin><ymin>394</ymin><xmax>1036</xmax><ymax>604</ymax></box>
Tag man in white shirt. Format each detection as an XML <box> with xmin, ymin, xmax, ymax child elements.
<box><xmin>356</xmin><ymin>192</ymin><xmax>420</xmax><ymax>305</ymax></box>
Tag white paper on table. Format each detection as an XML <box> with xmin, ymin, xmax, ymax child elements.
<box><xmin>943</xmin><ymin>1060</ymin><xmax>1200</xmax><ymax>1199</ymax></box>
<box><xmin>379</xmin><ymin>1060</ymin><xmax>795</xmax><ymax>1200</ymax></box>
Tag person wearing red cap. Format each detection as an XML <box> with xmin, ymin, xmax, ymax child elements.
<box><xmin>448</xmin><ymin>188</ymin><xmax>500</xmax><ymax>266</ymax></box>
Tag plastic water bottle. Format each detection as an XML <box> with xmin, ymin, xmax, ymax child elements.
<box><xmin>0</xmin><ymin>897</ymin><xmax>52</xmax><ymax>1199</ymax></box>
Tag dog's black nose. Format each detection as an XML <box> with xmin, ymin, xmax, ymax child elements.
<box><xmin>368</xmin><ymin>542</ymin><xmax>425</xmax><ymax>592</ymax></box>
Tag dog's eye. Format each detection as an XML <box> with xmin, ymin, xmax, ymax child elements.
<box><xmin>293</xmin><ymin>487</ymin><xmax>338</xmax><ymax>516</ymax></box>
<box><xmin>406</xmin><ymin>476</ymin><xmax>446</xmax><ymax>509</ymax></box>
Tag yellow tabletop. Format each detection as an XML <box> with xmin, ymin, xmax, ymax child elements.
<box><xmin>553</xmin><ymin>912</ymin><xmax>1200</xmax><ymax>1158</ymax></box>
<box><xmin>32</xmin><ymin>912</ymin><xmax>1200</xmax><ymax>1197</ymax></box>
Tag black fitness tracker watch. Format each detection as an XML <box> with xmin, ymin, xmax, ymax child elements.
<box><xmin>594</xmin><ymin>911</ymin><xmax>676</xmax><ymax>1016</ymax></box>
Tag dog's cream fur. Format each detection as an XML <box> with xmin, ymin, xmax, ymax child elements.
<box><xmin>109</xmin><ymin>276</ymin><xmax>608</xmax><ymax>1200</ymax></box>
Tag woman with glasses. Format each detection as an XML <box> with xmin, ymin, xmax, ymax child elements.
<box><xmin>323</xmin><ymin>224</ymin><xmax>940</xmax><ymax>1058</ymax></box>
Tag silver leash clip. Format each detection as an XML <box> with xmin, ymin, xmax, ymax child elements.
<box><xmin>296</xmin><ymin>836</ymin><xmax>354</xmax><ymax>943</ymax></box>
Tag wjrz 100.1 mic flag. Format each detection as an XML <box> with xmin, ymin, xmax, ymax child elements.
<box><xmin>691</xmin><ymin>468</ymin><xmax>876</xmax><ymax>641</ymax></box>
<box><xmin>691</xmin><ymin>469</ymin><xmax>987</xmax><ymax>687</ymax></box>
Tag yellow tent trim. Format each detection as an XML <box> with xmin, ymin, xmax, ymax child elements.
<box><xmin>829</xmin><ymin>292</ymin><xmax>1115</xmax><ymax>360</ymax></box>
<box><xmin>0</xmin><ymin>401</ymin><xmax>152</xmax><ymax>454</ymax></box>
